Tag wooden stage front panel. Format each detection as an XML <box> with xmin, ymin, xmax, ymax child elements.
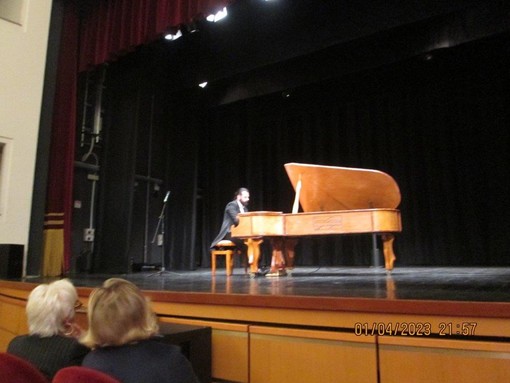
<box><xmin>2</xmin><ymin>278</ymin><xmax>510</xmax><ymax>383</ymax></box>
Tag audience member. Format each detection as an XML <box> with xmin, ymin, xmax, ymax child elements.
<box><xmin>81</xmin><ymin>278</ymin><xmax>199</xmax><ymax>383</ymax></box>
<box><xmin>7</xmin><ymin>279</ymin><xmax>89</xmax><ymax>379</ymax></box>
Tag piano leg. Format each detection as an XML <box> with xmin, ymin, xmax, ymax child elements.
<box><xmin>283</xmin><ymin>239</ymin><xmax>298</xmax><ymax>271</ymax></box>
<box><xmin>265</xmin><ymin>238</ymin><xmax>299</xmax><ymax>277</ymax></box>
<box><xmin>267</xmin><ymin>238</ymin><xmax>287</xmax><ymax>277</ymax></box>
<box><xmin>244</xmin><ymin>238</ymin><xmax>263</xmax><ymax>274</ymax></box>
<box><xmin>382</xmin><ymin>234</ymin><xmax>396</xmax><ymax>271</ymax></box>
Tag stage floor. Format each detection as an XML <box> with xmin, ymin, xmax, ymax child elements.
<box><xmin>21</xmin><ymin>266</ymin><xmax>510</xmax><ymax>303</ymax></box>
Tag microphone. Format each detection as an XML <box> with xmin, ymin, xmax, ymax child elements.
<box><xmin>164</xmin><ymin>191</ymin><xmax>170</xmax><ymax>202</ymax></box>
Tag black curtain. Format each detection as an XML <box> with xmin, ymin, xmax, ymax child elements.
<box><xmin>84</xmin><ymin>24</ymin><xmax>510</xmax><ymax>273</ymax></box>
<box><xmin>200</xmin><ymin>37</ymin><xmax>510</xmax><ymax>268</ymax></box>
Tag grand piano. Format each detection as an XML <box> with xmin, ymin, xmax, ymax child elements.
<box><xmin>231</xmin><ymin>163</ymin><xmax>402</xmax><ymax>275</ymax></box>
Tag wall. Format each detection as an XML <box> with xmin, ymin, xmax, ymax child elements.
<box><xmin>0</xmin><ymin>0</ymin><xmax>52</xmax><ymax>274</ymax></box>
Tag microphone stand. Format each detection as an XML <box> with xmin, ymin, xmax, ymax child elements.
<box><xmin>149</xmin><ymin>191</ymin><xmax>172</xmax><ymax>277</ymax></box>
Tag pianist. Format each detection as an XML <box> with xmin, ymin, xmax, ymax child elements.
<box><xmin>210</xmin><ymin>187</ymin><xmax>250</xmax><ymax>251</ymax></box>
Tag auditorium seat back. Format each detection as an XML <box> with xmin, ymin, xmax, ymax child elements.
<box><xmin>0</xmin><ymin>352</ymin><xmax>49</xmax><ymax>383</ymax></box>
<box><xmin>52</xmin><ymin>366</ymin><xmax>121</xmax><ymax>383</ymax></box>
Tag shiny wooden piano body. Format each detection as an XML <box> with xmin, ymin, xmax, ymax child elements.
<box><xmin>231</xmin><ymin>163</ymin><xmax>402</xmax><ymax>273</ymax></box>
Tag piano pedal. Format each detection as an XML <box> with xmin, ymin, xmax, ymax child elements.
<box><xmin>265</xmin><ymin>269</ymin><xmax>287</xmax><ymax>278</ymax></box>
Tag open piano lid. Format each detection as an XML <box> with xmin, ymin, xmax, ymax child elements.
<box><xmin>284</xmin><ymin>163</ymin><xmax>401</xmax><ymax>212</ymax></box>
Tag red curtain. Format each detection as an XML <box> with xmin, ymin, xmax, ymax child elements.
<box><xmin>43</xmin><ymin>0</ymin><xmax>79</xmax><ymax>276</ymax></box>
<box><xmin>79</xmin><ymin>0</ymin><xmax>234</xmax><ymax>71</ymax></box>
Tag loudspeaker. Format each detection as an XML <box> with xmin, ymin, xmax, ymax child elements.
<box><xmin>0</xmin><ymin>244</ymin><xmax>23</xmax><ymax>279</ymax></box>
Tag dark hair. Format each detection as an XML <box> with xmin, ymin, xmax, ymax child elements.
<box><xmin>234</xmin><ymin>187</ymin><xmax>249</xmax><ymax>198</ymax></box>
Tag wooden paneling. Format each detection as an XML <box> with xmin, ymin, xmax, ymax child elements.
<box><xmin>0</xmin><ymin>295</ymin><xmax>27</xmax><ymax>351</ymax></box>
<box><xmin>379</xmin><ymin>336</ymin><xmax>510</xmax><ymax>383</ymax></box>
<box><xmin>249</xmin><ymin>326</ymin><xmax>377</xmax><ymax>383</ymax></box>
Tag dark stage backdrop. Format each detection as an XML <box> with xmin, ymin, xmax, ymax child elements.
<box><xmin>78</xmin><ymin>34</ymin><xmax>510</xmax><ymax>273</ymax></box>
<box><xmin>200</xmin><ymin>39</ymin><xmax>510</xmax><ymax>268</ymax></box>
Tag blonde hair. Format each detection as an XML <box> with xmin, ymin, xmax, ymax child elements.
<box><xmin>26</xmin><ymin>279</ymin><xmax>78</xmax><ymax>337</ymax></box>
<box><xmin>81</xmin><ymin>278</ymin><xmax>159</xmax><ymax>348</ymax></box>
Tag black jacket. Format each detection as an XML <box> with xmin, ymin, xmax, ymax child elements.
<box><xmin>210</xmin><ymin>200</ymin><xmax>247</xmax><ymax>248</ymax></box>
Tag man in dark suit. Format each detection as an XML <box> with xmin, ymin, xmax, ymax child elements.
<box><xmin>210</xmin><ymin>187</ymin><xmax>250</xmax><ymax>249</ymax></box>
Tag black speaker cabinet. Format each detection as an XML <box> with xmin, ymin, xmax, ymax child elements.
<box><xmin>0</xmin><ymin>244</ymin><xmax>23</xmax><ymax>279</ymax></box>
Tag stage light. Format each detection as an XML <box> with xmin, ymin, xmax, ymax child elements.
<box><xmin>198</xmin><ymin>82</ymin><xmax>208</xmax><ymax>88</ymax></box>
<box><xmin>164</xmin><ymin>29</ymin><xmax>182</xmax><ymax>41</ymax></box>
<box><xmin>206</xmin><ymin>7</ymin><xmax>228</xmax><ymax>22</ymax></box>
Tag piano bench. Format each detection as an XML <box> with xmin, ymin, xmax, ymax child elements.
<box><xmin>211</xmin><ymin>240</ymin><xmax>245</xmax><ymax>276</ymax></box>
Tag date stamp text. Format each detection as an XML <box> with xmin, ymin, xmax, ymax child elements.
<box><xmin>354</xmin><ymin>321</ymin><xmax>477</xmax><ymax>336</ymax></box>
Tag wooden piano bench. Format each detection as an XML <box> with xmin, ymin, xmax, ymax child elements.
<box><xmin>210</xmin><ymin>240</ymin><xmax>246</xmax><ymax>276</ymax></box>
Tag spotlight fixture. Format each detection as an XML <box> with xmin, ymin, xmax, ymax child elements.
<box><xmin>206</xmin><ymin>7</ymin><xmax>228</xmax><ymax>22</ymax></box>
<box><xmin>198</xmin><ymin>82</ymin><xmax>208</xmax><ymax>88</ymax></box>
<box><xmin>164</xmin><ymin>29</ymin><xmax>182</xmax><ymax>41</ymax></box>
